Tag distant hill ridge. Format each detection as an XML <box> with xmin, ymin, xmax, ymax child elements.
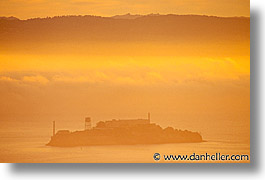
<box><xmin>111</xmin><ymin>13</ymin><xmax>160</xmax><ymax>19</ymax></box>
<box><xmin>0</xmin><ymin>16</ymin><xmax>19</xmax><ymax>21</ymax></box>
<box><xmin>0</xmin><ymin>14</ymin><xmax>250</xmax><ymax>45</ymax></box>
<box><xmin>0</xmin><ymin>13</ymin><xmax>249</xmax><ymax>21</ymax></box>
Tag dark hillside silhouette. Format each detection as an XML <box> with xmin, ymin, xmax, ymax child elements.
<box><xmin>0</xmin><ymin>14</ymin><xmax>249</xmax><ymax>43</ymax></box>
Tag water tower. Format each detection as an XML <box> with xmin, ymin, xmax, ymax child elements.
<box><xmin>85</xmin><ymin>117</ymin><xmax>91</xmax><ymax>130</ymax></box>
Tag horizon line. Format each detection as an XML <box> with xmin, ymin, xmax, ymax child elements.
<box><xmin>0</xmin><ymin>13</ymin><xmax>250</xmax><ymax>21</ymax></box>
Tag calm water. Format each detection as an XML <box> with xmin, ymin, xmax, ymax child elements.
<box><xmin>0</xmin><ymin>119</ymin><xmax>250</xmax><ymax>163</ymax></box>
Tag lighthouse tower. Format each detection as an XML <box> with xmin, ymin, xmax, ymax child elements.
<box><xmin>148</xmin><ymin>112</ymin><xmax>151</xmax><ymax>123</ymax></box>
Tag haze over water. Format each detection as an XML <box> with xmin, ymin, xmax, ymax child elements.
<box><xmin>0</xmin><ymin>118</ymin><xmax>249</xmax><ymax>163</ymax></box>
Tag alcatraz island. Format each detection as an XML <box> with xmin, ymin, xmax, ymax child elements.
<box><xmin>47</xmin><ymin>113</ymin><xmax>203</xmax><ymax>147</ymax></box>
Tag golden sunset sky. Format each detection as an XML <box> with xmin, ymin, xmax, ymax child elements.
<box><xmin>0</xmin><ymin>0</ymin><xmax>249</xmax><ymax>19</ymax></box>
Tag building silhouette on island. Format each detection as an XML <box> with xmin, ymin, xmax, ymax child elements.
<box><xmin>47</xmin><ymin>113</ymin><xmax>203</xmax><ymax>147</ymax></box>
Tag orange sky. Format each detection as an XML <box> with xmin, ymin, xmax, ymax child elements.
<box><xmin>0</xmin><ymin>0</ymin><xmax>249</xmax><ymax>19</ymax></box>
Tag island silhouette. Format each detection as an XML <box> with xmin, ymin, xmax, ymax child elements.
<box><xmin>47</xmin><ymin>113</ymin><xmax>203</xmax><ymax>147</ymax></box>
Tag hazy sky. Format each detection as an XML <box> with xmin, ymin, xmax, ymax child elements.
<box><xmin>0</xmin><ymin>0</ymin><xmax>249</xmax><ymax>19</ymax></box>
